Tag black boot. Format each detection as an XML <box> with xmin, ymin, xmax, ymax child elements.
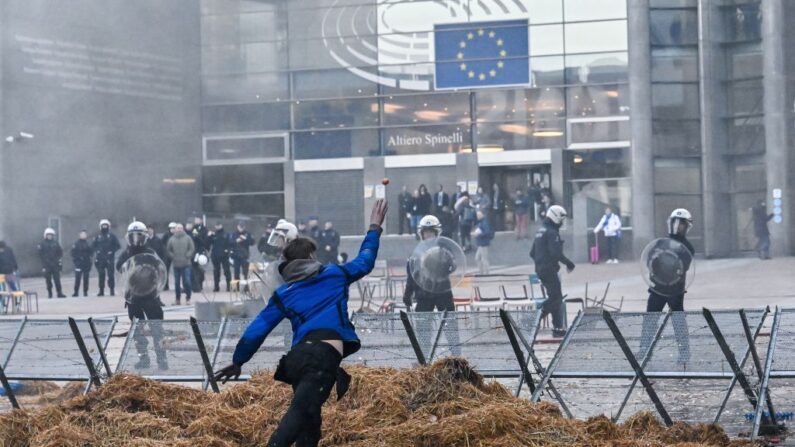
<box><xmin>72</xmin><ymin>290</ymin><xmax>79</xmax><ymax>297</ymax></box>
<box><xmin>213</xmin><ymin>284</ymin><xmax>220</xmax><ymax>293</ymax></box>
<box><xmin>97</xmin><ymin>290</ymin><xmax>105</xmax><ymax>297</ymax></box>
<box><xmin>47</xmin><ymin>289</ymin><xmax>53</xmax><ymax>299</ymax></box>
<box><xmin>109</xmin><ymin>288</ymin><xmax>115</xmax><ymax>296</ymax></box>
<box><xmin>134</xmin><ymin>354</ymin><xmax>151</xmax><ymax>369</ymax></box>
<box><xmin>226</xmin><ymin>282</ymin><xmax>231</xmax><ymax>292</ymax></box>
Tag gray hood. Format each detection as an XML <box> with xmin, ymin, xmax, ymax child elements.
<box><xmin>279</xmin><ymin>259</ymin><xmax>323</xmax><ymax>284</ymax></box>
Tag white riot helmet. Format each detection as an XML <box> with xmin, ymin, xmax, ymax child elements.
<box><xmin>194</xmin><ymin>253</ymin><xmax>209</xmax><ymax>266</ymax></box>
<box><xmin>126</xmin><ymin>221</ymin><xmax>149</xmax><ymax>247</ymax></box>
<box><xmin>99</xmin><ymin>219</ymin><xmax>111</xmax><ymax>230</ymax></box>
<box><xmin>43</xmin><ymin>228</ymin><xmax>56</xmax><ymax>238</ymax></box>
<box><xmin>546</xmin><ymin>205</ymin><xmax>567</xmax><ymax>226</ymax></box>
<box><xmin>668</xmin><ymin>208</ymin><xmax>693</xmax><ymax>235</ymax></box>
<box><xmin>268</xmin><ymin>219</ymin><xmax>299</xmax><ymax>248</ymax></box>
<box><xmin>417</xmin><ymin>215</ymin><xmax>442</xmax><ymax>239</ymax></box>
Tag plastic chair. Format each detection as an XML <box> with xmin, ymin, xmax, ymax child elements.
<box><xmin>470</xmin><ymin>286</ymin><xmax>502</xmax><ymax>311</ymax></box>
<box><xmin>500</xmin><ymin>285</ymin><xmax>535</xmax><ymax>310</ymax></box>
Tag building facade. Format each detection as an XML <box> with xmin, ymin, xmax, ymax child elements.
<box><xmin>199</xmin><ymin>0</ymin><xmax>793</xmax><ymax>259</ymax></box>
<box><xmin>0</xmin><ymin>0</ymin><xmax>202</xmax><ymax>273</ymax></box>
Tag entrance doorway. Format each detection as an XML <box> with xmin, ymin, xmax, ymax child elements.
<box><xmin>478</xmin><ymin>165</ymin><xmax>552</xmax><ymax>231</ymax></box>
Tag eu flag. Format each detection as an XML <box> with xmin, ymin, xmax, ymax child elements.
<box><xmin>434</xmin><ymin>19</ymin><xmax>529</xmax><ymax>89</ymax></box>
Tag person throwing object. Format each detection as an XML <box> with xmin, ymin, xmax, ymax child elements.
<box><xmin>215</xmin><ymin>199</ymin><xmax>388</xmax><ymax>447</ymax></box>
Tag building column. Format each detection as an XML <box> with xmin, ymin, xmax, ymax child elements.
<box><xmin>283</xmin><ymin>162</ymin><xmax>296</xmax><ymax>222</ymax></box>
<box><xmin>761</xmin><ymin>0</ymin><xmax>792</xmax><ymax>255</ymax></box>
<box><xmin>0</xmin><ymin>4</ymin><xmax>5</xmax><ymax>241</ymax></box>
<box><xmin>698</xmin><ymin>0</ymin><xmax>732</xmax><ymax>257</ymax></box>
<box><xmin>628</xmin><ymin>0</ymin><xmax>655</xmax><ymax>256</ymax></box>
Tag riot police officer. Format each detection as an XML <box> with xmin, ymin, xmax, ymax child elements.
<box><xmin>116</xmin><ymin>221</ymin><xmax>167</xmax><ymax>370</ymax></box>
<box><xmin>402</xmin><ymin>215</ymin><xmax>461</xmax><ymax>355</ymax></box>
<box><xmin>70</xmin><ymin>230</ymin><xmax>93</xmax><ymax>297</ymax></box>
<box><xmin>38</xmin><ymin>228</ymin><xmax>66</xmax><ymax>298</ymax></box>
<box><xmin>209</xmin><ymin>223</ymin><xmax>231</xmax><ymax>292</ymax></box>
<box><xmin>530</xmin><ymin>205</ymin><xmax>575</xmax><ymax>338</ymax></box>
<box><xmin>93</xmin><ymin>219</ymin><xmax>121</xmax><ymax>296</ymax></box>
<box><xmin>229</xmin><ymin>222</ymin><xmax>255</xmax><ymax>280</ymax></box>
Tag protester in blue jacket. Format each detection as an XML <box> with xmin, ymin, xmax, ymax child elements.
<box><xmin>215</xmin><ymin>199</ymin><xmax>388</xmax><ymax>447</ymax></box>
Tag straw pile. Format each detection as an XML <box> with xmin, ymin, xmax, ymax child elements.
<box><xmin>0</xmin><ymin>358</ymin><xmax>758</xmax><ymax>447</ymax></box>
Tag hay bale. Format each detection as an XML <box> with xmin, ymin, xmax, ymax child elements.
<box><xmin>0</xmin><ymin>359</ymin><xmax>753</xmax><ymax>447</ymax></box>
<box><xmin>16</xmin><ymin>381</ymin><xmax>60</xmax><ymax>396</ymax></box>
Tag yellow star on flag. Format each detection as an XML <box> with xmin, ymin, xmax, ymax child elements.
<box><xmin>467</xmin><ymin>32</ymin><xmax>474</xmax><ymax>40</ymax></box>
<box><xmin>499</xmin><ymin>49</ymin><xmax>507</xmax><ymax>57</ymax></box>
<box><xmin>459</xmin><ymin>41</ymin><xmax>466</xmax><ymax>48</ymax></box>
<box><xmin>468</xmin><ymin>71</ymin><xmax>475</xmax><ymax>78</ymax></box>
<box><xmin>460</xmin><ymin>63</ymin><xmax>467</xmax><ymax>70</ymax></box>
<box><xmin>457</xmin><ymin>52</ymin><xmax>464</xmax><ymax>59</ymax></box>
<box><xmin>489</xmin><ymin>69</ymin><xmax>497</xmax><ymax>77</ymax></box>
<box><xmin>478</xmin><ymin>73</ymin><xmax>486</xmax><ymax>80</ymax></box>
<box><xmin>497</xmin><ymin>38</ymin><xmax>504</xmax><ymax>46</ymax></box>
<box><xmin>497</xmin><ymin>61</ymin><xmax>505</xmax><ymax>68</ymax></box>
<box><xmin>477</xmin><ymin>29</ymin><xmax>484</xmax><ymax>36</ymax></box>
<box><xmin>489</xmin><ymin>31</ymin><xmax>496</xmax><ymax>38</ymax></box>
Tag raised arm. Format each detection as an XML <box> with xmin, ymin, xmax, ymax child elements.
<box><xmin>231</xmin><ymin>300</ymin><xmax>285</xmax><ymax>366</ymax></box>
<box><xmin>341</xmin><ymin>199</ymin><xmax>388</xmax><ymax>282</ymax></box>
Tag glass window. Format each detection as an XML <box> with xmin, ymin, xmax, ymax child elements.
<box><xmin>651</xmin><ymin>83</ymin><xmax>700</xmax><ymax>119</ymax></box>
<box><xmin>650</xmin><ymin>0</ymin><xmax>697</xmax><ymax>6</ymax></box>
<box><xmin>201</xmin><ymin>11</ymin><xmax>287</xmax><ymax>46</ymax></box>
<box><xmin>203</xmin><ymin>193</ymin><xmax>285</xmax><ymax>216</ymax></box>
<box><xmin>564</xmin><ymin>0</ymin><xmax>627</xmax><ymax>22</ymax></box>
<box><xmin>293</xmin><ymin>68</ymin><xmax>378</xmax><ymax>100</ymax></box>
<box><xmin>202</xmin><ymin>164</ymin><xmax>285</xmax><ymax>194</ymax></box>
<box><xmin>650</xmin><ymin>9</ymin><xmax>699</xmax><ymax>46</ymax></box>
<box><xmin>294</xmin><ymin>98</ymin><xmax>380</xmax><ymax>130</ymax></box>
<box><xmin>570</xmin><ymin>120</ymin><xmax>630</xmax><ymax>144</ymax></box>
<box><xmin>477</xmin><ymin>119</ymin><xmax>566</xmax><ymax>151</ymax></box>
<box><xmin>382</xmin><ymin>124</ymin><xmax>471</xmax><ymax>156</ymax></box>
<box><xmin>569</xmin><ymin>178</ymin><xmax>632</xmax><ymax>226</ymax></box>
<box><xmin>205</xmin><ymin>135</ymin><xmax>287</xmax><ymax>162</ymax></box>
<box><xmin>566</xmin><ymin>84</ymin><xmax>630</xmax><ymax>117</ymax></box>
<box><xmin>564</xmin><ymin>52</ymin><xmax>628</xmax><ymax>85</ymax></box>
<box><xmin>477</xmin><ymin>87</ymin><xmax>565</xmax><ymax>123</ymax></box>
<box><xmin>567</xmin><ymin>148</ymin><xmax>630</xmax><ymax>179</ymax></box>
<box><xmin>202</xmin><ymin>0</ymin><xmax>282</xmax><ymax>15</ymax></box>
<box><xmin>727</xmin><ymin>50</ymin><xmax>763</xmax><ymax>79</ymax></box>
<box><xmin>202</xmin><ymin>103</ymin><xmax>290</xmax><ymax>133</ymax></box>
<box><xmin>293</xmin><ymin>128</ymin><xmax>380</xmax><ymax>159</ymax></box>
<box><xmin>526</xmin><ymin>0</ymin><xmax>563</xmax><ymax>24</ymax></box>
<box><xmin>202</xmin><ymin>42</ymin><xmax>287</xmax><ymax>76</ymax></box>
<box><xmin>727</xmin><ymin>116</ymin><xmax>765</xmax><ymax>154</ymax></box>
<box><xmin>653</xmin><ymin>158</ymin><xmax>702</xmax><ymax>194</ymax></box>
<box><xmin>202</xmin><ymin>73</ymin><xmax>289</xmax><ymax>103</ymax></box>
<box><xmin>382</xmin><ymin>92</ymin><xmax>469</xmax><ymax>126</ymax></box>
<box><xmin>530</xmin><ymin>56</ymin><xmax>565</xmax><ymax>86</ymax></box>
<box><xmin>727</xmin><ymin>79</ymin><xmax>764</xmax><ymax>116</ymax></box>
<box><xmin>564</xmin><ymin>20</ymin><xmax>628</xmax><ymax>54</ymax></box>
<box><xmin>651</xmin><ymin>49</ymin><xmax>699</xmax><ymax>82</ymax></box>
<box><xmin>724</xmin><ymin>3</ymin><xmax>762</xmax><ymax>42</ymax></box>
<box><xmin>652</xmin><ymin>119</ymin><xmax>701</xmax><ymax>156</ymax></box>
<box><xmin>530</xmin><ymin>25</ymin><xmax>564</xmax><ymax>56</ymax></box>
<box><xmin>732</xmin><ymin>160</ymin><xmax>766</xmax><ymax>192</ymax></box>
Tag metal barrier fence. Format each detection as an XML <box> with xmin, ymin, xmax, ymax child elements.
<box><xmin>0</xmin><ymin>306</ymin><xmax>792</xmax><ymax>441</ymax></box>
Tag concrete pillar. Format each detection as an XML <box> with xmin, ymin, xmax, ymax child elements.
<box><xmin>550</xmin><ymin>148</ymin><xmax>564</xmax><ymax>209</ymax></box>
<box><xmin>283</xmin><ymin>162</ymin><xmax>296</xmax><ymax>222</ymax></box>
<box><xmin>628</xmin><ymin>0</ymin><xmax>655</xmax><ymax>256</ymax></box>
<box><xmin>761</xmin><ymin>0</ymin><xmax>793</xmax><ymax>255</ymax></box>
<box><xmin>363</xmin><ymin>157</ymin><xmax>385</xmax><ymax>231</ymax></box>
<box><xmin>0</xmin><ymin>5</ymin><xmax>5</xmax><ymax>241</ymax></box>
<box><xmin>456</xmin><ymin>152</ymin><xmax>479</xmax><ymax>189</ymax></box>
<box><xmin>698</xmin><ymin>0</ymin><xmax>732</xmax><ymax>257</ymax></box>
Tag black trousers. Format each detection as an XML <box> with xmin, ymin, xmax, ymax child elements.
<box><xmin>268</xmin><ymin>341</ymin><xmax>342</xmax><ymax>447</ymax></box>
<box><xmin>163</xmin><ymin>259</ymin><xmax>171</xmax><ymax>289</ymax></box>
<box><xmin>96</xmin><ymin>260</ymin><xmax>115</xmax><ymax>293</ymax></box>
<box><xmin>537</xmin><ymin>270</ymin><xmax>566</xmax><ymax>330</ymax></box>
<box><xmin>44</xmin><ymin>269</ymin><xmax>63</xmax><ymax>296</ymax></box>
<box><xmin>639</xmin><ymin>291</ymin><xmax>689</xmax><ymax>362</ymax></box>
<box><xmin>233</xmin><ymin>258</ymin><xmax>250</xmax><ymax>280</ymax></box>
<box><xmin>398</xmin><ymin>213</ymin><xmax>410</xmax><ymax>235</ymax></box>
<box><xmin>415</xmin><ymin>294</ymin><xmax>461</xmax><ymax>357</ymax></box>
<box><xmin>459</xmin><ymin>222</ymin><xmax>472</xmax><ymax>250</ymax></box>
<box><xmin>127</xmin><ymin>297</ymin><xmax>165</xmax><ymax>358</ymax></box>
<box><xmin>73</xmin><ymin>268</ymin><xmax>90</xmax><ymax>295</ymax></box>
<box><xmin>212</xmin><ymin>257</ymin><xmax>231</xmax><ymax>290</ymax></box>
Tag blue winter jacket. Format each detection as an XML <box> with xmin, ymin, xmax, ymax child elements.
<box><xmin>232</xmin><ymin>228</ymin><xmax>381</xmax><ymax>366</ymax></box>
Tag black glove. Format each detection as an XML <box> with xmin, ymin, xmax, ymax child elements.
<box><xmin>214</xmin><ymin>363</ymin><xmax>241</xmax><ymax>384</ymax></box>
<box><xmin>403</xmin><ymin>296</ymin><xmax>413</xmax><ymax>310</ymax></box>
<box><xmin>566</xmin><ymin>262</ymin><xmax>575</xmax><ymax>273</ymax></box>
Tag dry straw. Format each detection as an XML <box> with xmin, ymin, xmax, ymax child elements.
<box><xmin>0</xmin><ymin>358</ymin><xmax>759</xmax><ymax>447</ymax></box>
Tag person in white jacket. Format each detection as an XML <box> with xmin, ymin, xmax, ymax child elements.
<box><xmin>593</xmin><ymin>207</ymin><xmax>622</xmax><ymax>263</ymax></box>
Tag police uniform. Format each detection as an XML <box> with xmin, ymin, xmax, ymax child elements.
<box><xmin>93</xmin><ymin>231</ymin><xmax>121</xmax><ymax>295</ymax></box>
<box><xmin>38</xmin><ymin>239</ymin><xmax>65</xmax><ymax>298</ymax></box>
<box><xmin>530</xmin><ymin>220</ymin><xmax>575</xmax><ymax>334</ymax></box>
